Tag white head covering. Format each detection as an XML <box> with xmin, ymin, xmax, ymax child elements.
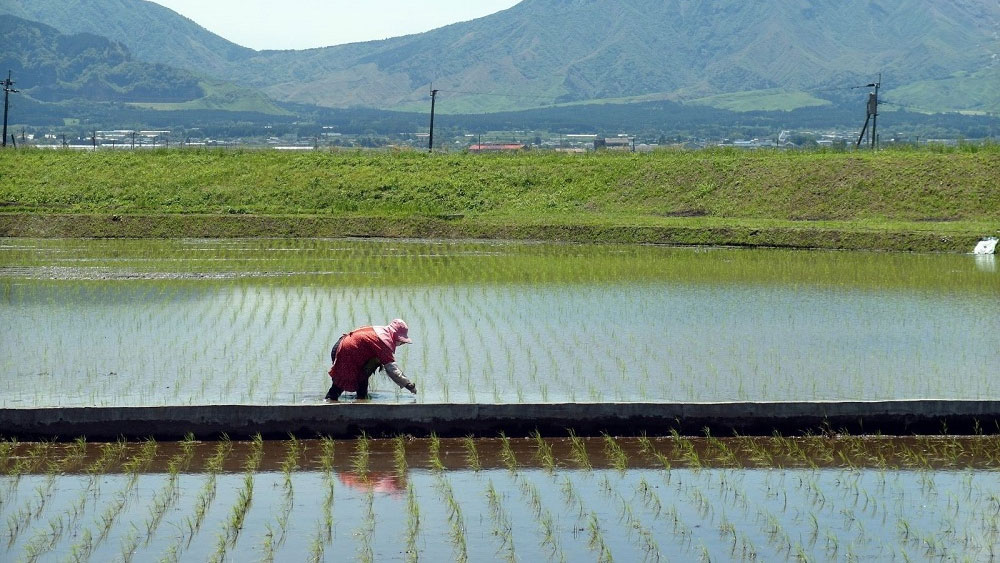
<box><xmin>374</xmin><ymin>319</ymin><xmax>412</xmax><ymax>350</ymax></box>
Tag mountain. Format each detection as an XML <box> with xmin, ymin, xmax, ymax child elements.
<box><xmin>0</xmin><ymin>0</ymin><xmax>252</xmax><ymax>76</ymax></box>
<box><xmin>3</xmin><ymin>0</ymin><xmax>998</xmax><ymax>115</ymax></box>
<box><xmin>0</xmin><ymin>15</ymin><xmax>203</xmax><ymax>103</ymax></box>
<box><xmin>0</xmin><ymin>14</ymin><xmax>286</xmax><ymax>119</ymax></box>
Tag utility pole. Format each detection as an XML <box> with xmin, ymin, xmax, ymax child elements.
<box><xmin>855</xmin><ymin>73</ymin><xmax>881</xmax><ymax>150</ymax></box>
<box><xmin>428</xmin><ymin>88</ymin><xmax>439</xmax><ymax>153</ymax></box>
<box><xmin>2</xmin><ymin>70</ymin><xmax>19</xmax><ymax>148</ymax></box>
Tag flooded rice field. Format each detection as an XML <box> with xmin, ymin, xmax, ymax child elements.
<box><xmin>4</xmin><ymin>434</ymin><xmax>1000</xmax><ymax>562</ymax></box>
<box><xmin>1</xmin><ymin>238</ymin><xmax>997</xmax><ymax>407</ymax></box>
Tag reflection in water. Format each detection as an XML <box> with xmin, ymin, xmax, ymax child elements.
<box><xmin>338</xmin><ymin>471</ymin><xmax>406</xmax><ymax>496</ymax></box>
<box><xmin>975</xmin><ymin>254</ymin><xmax>996</xmax><ymax>273</ymax></box>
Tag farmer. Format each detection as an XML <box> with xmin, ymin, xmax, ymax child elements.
<box><xmin>325</xmin><ymin>319</ymin><xmax>417</xmax><ymax>401</ymax></box>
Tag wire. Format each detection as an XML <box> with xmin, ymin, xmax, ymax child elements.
<box><xmin>436</xmin><ymin>89</ymin><xmax>559</xmax><ymax>101</ymax></box>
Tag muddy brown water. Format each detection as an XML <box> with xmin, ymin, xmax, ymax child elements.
<box><xmin>6</xmin><ymin>436</ymin><xmax>1000</xmax><ymax>475</ymax></box>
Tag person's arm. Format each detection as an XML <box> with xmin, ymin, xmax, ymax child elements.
<box><xmin>383</xmin><ymin>362</ymin><xmax>416</xmax><ymax>393</ymax></box>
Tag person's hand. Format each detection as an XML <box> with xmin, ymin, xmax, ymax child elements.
<box><xmin>405</xmin><ymin>382</ymin><xmax>417</xmax><ymax>394</ymax></box>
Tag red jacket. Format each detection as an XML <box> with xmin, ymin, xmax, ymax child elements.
<box><xmin>328</xmin><ymin>326</ymin><xmax>395</xmax><ymax>392</ymax></box>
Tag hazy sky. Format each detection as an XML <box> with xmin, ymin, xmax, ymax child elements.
<box><xmin>149</xmin><ymin>0</ymin><xmax>521</xmax><ymax>50</ymax></box>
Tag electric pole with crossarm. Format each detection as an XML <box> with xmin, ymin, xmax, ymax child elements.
<box><xmin>855</xmin><ymin>73</ymin><xmax>881</xmax><ymax>150</ymax></box>
<box><xmin>2</xmin><ymin>70</ymin><xmax>19</xmax><ymax>148</ymax></box>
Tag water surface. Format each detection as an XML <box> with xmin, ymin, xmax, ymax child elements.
<box><xmin>2</xmin><ymin>238</ymin><xmax>996</xmax><ymax>407</ymax></box>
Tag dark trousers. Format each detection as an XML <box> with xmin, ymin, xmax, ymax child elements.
<box><xmin>325</xmin><ymin>372</ymin><xmax>372</xmax><ymax>401</ymax></box>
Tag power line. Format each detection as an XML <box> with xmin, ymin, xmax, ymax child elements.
<box><xmin>437</xmin><ymin>89</ymin><xmax>558</xmax><ymax>101</ymax></box>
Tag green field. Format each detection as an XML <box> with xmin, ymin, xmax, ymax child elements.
<box><xmin>1</xmin><ymin>146</ymin><xmax>997</xmax><ymax>250</ymax></box>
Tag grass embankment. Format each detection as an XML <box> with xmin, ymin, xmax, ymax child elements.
<box><xmin>1</xmin><ymin>146</ymin><xmax>996</xmax><ymax>250</ymax></box>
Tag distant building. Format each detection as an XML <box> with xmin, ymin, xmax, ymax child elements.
<box><xmin>594</xmin><ymin>137</ymin><xmax>634</xmax><ymax>151</ymax></box>
<box><xmin>469</xmin><ymin>143</ymin><xmax>526</xmax><ymax>153</ymax></box>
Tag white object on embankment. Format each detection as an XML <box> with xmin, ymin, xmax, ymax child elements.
<box><xmin>973</xmin><ymin>237</ymin><xmax>998</xmax><ymax>255</ymax></box>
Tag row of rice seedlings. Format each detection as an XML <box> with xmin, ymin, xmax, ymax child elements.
<box><xmin>434</xmin><ymin>472</ymin><xmax>468</xmax><ymax>562</ymax></box>
<box><xmin>274</xmin><ymin>434</ymin><xmax>301</xmax><ymax>544</ymax></box>
<box><xmin>301</xmin><ymin>437</ymin><xmax>337</xmax><ymax>563</ymax></box>
<box><xmin>7</xmin><ymin>272</ymin><xmax>992</xmax><ymax>406</ymax></box>
<box><xmin>485</xmin><ymin>480</ymin><xmax>516</xmax><ymax>562</ymax></box>
<box><xmin>209</xmin><ymin>434</ymin><xmax>262</xmax><ymax>563</ymax></box>
<box><xmin>356</xmin><ymin>488</ymin><xmax>376</xmax><ymax>563</ymax></box>
<box><xmin>186</xmin><ymin>436</ymin><xmax>231</xmax><ymax>541</ymax></box>
<box><xmin>404</xmin><ymin>479</ymin><xmax>420</xmax><ymax>563</ymax></box>
<box><xmin>141</xmin><ymin>434</ymin><xmax>196</xmax><ymax>546</ymax></box>
<box><xmin>518</xmin><ymin>479</ymin><xmax>566</xmax><ymax>561</ymax></box>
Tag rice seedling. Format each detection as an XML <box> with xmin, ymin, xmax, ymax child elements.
<box><xmin>461</xmin><ymin>435</ymin><xmax>481</xmax><ymax>472</ymax></box>
<box><xmin>319</xmin><ymin>435</ymin><xmax>335</xmax><ymax>472</ymax></box>
<box><xmin>394</xmin><ymin>435</ymin><xmax>409</xmax><ymax>475</ymax></box>
<box><xmin>308</xmin><ymin>528</ymin><xmax>325</xmax><ymax>563</ymax></box>
<box><xmin>253</xmin><ymin>524</ymin><xmax>274</xmax><ymax>563</ymax></box>
<box><xmin>95</xmin><ymin>489</ymin><xmax>130</xmax><ymax>545</ymax></box>
<box><xmin>353</xmin><ymin>432</ymin><xmax>372</xmax><ymax>477</ymax></box>
<box><xmin>602</xmin><ymin>433</ymin><xmax>628</xmax><ymax>472</ymax></box>
<box><xmin>531</xmin><ymin>430</ymin><xmax>556</xmax><ymax>473</ymax></box>
<box><xmin>498</xmin><ymin>433</ymin><xmax>519</xmax><ymax>474</ymax></box>
<box><xmin>66</xmin><ymin>528</ymin><xmax>94</xmax><ymax>563</ymax></box>
<box><xmin>118</xmin><ymin>522</ymin><xmax>141</xmax><ymax>563</ymax></box>
<box><xmin>637</xmin><ymin>477</ymin><xmax>663</xmax><ymax>519</ymax></box>
<box><xmin>587</xmin><ymin>511</ymin><xmax>613</xmax><ymax>563</ymax></box>
<box><xmin>427</xmin><ymin>432</ymin><xmax>445</xmax><ymax>472</ymax></box>
<box><xmin>122</xmin><ymin>437</ymin><xmax>158</xmax><ymax>477</ymax></box>
<box><xmin>18</xmin><ymin>511</ymin><xmax>65</xmax><ymax>563</ymax></box>
<box><xmin>671</xmin><ymin>429</ymin><xmax>702</xmax><ymax>469</ymax></box>
<box><xmin>567</xmin><ymin>429</ymin><xmax>592</xmax><ymax>470</ymax></box>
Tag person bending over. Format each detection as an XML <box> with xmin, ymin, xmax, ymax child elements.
<box><xmin>326</xmin><ymin>319</ymin><xmax>416</xmax><ymax>401</ymax></box>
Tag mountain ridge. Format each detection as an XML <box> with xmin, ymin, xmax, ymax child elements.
<box><xmin>2</xmin><ymin>0</ymin><xmax>998</xmax><ymax>114</ymax></box>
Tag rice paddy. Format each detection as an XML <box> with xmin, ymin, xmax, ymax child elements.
<box><xmin>1</xmin><ymin>238</ymin><xmax>997</xmax><ymax>407</ymax></box>
<box><xmin>4</xmin><ymin>434</ymin><xmax>1000</xmax><ymax>562</ymax></box>
<box><xmin>2</xmin><ymin>237</ymin><xmax>999</xmax><ymax>560</ymax></box>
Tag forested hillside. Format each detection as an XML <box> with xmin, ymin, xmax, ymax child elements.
<box><xmin>0</xmin><ymin>15</ymin><xmax>202</xmax><ymax>103</ymax></box>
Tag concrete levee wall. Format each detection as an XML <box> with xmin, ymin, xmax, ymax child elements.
<box><xmin>4</xmin><ymin>400</ymin><xmax>1000</xmax><ymax>440</ymax></box>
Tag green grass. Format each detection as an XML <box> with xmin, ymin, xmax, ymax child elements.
<box><xmin>687</xmin><ymin>88</ymin><xmax>833</xmax><ymax>112</ymax></box>
<box><xmin>127</xmin><ymin>81</ymin><xmax>291</xmax><ymax>115</ymax></box>
<box><xmin>0</xmin><ymin>146</ymin><xmax>997</xmax><ymax>250</ymax></box>
<box><xmin>887</xmin><ymin>68</ymin><xmax>1000</xmax><ymax>114</ymax></box>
